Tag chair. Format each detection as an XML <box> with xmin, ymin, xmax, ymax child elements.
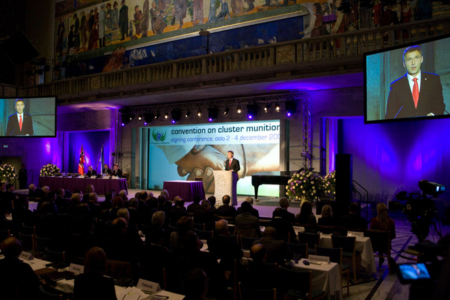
<box><xmin>316</xmin><ymin>246</ymin><xmax>350</xmax><ymax>296</ymax></box>
<box><xmin>0</xmin><ymin>229</ymin><xmax>11</xmax><ymax>243</ymax></box>
<box><xmin>45</xmin><ymin>248</ymin><xmax>66</xmax><ymax>263</ymax></box>
<box><xmin>279</xmin><ymin>266</ymin><xmax>326</xmax><ymax>300</ymax></box>
<box><xmin>18</xmin><ymin>232</ymin><xmax>36</xmax><ymax>257</ymax></box>
<box><xmin>35</xmin><ymin>235</ymin><xmax>52</xmax><ymax>259</ymax></box>
<box><xmin>331</xmin><ymin>235</ymin><xmax>359</xmax><ymax>283</ymax></box>
<box><xmin>38</xmin><ymin>285</ymin><xmax>64</xmax><ymax>300</ymax></box>
<box><xmin>138</xmin><ymin>264</ymin><xmax>167</xmax><ymax>290</ymax></box>
<box><xmin>195</xmin><ymin>229</ymin><xmax>214</xmax><ymax>240</ymax></box>
<box><xmin>106</xmin><ymin>259</ymin><xmax>133</xmax><ymax>280</ymax></box>
<box><xmin>239</xmin><ymin>282</ymin><xmax>276</xmax><ymax>300</ymax></box>
<box><xmin>123</xmin><ymin>172</ymin><xmax>130</xmax><ymax>187</ymax></box>
<box><xmin>365</xmin><ymin>229</ymin><xmax>392</xmax><ymax>273</ymax></box>
<box><xmin>295</xmin><ymin>223</ymin><xmax>317</xmax><ymax>233</ymax></box>
<box><xmin>286</xmin><ymin>243</ymin><xmax>308</xmax><ymax>260</ymax></box>
<box><xmin>240</xmin><ymin>236</ymin><xmax>259</xmax><ymax>250</ymax></box>
<box><xmin>20</xmin><ymin>224</ymin><xmax>36</xmax><ymax>236</ymax></box>
<box><xmin>298</xmin><ymin>232</ymin><xmax>320</xmax><ymax>255</ymax></box>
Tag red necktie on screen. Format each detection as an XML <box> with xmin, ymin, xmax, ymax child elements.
<box><xmin>412</xmin><ymin>78</ymin><xmax>419</xmax><ymax>109</ymax></box>
<box><xmin>229</xmin><ymin>160</ymin><xmax>232</xmax><ymax>168</ymax></box>
<box><xmin>19</xmin><ymin>115</ymin><xmax>23</xmax><ymax>131</ymax></box>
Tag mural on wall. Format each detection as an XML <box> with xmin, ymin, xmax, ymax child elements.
<box><xmin>54</xmin><ymin>0</ymin><xmax>449</xmax><ymax>79</ymax></box>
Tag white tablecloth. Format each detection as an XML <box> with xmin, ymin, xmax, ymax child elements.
<box><xmin>290</xmin><ymin>260</ymin><xmax>342</xmax><ymax>300</ymax></box>
<box><xmin>320</xmin><ymin>234</ymin><xmax>377</xmax><ymax>274</ymax></box>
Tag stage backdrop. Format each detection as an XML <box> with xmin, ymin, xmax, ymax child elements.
<box><xmin>68</xmin><ymin>130</ymin><xmax>111</xmax><ymax>173</ymax></box>
<box><xmin>147</xmin><ymin>120</ymin><xmax>281</xmax><ymax>196</ymax></box>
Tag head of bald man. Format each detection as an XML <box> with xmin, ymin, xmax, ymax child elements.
<box><xmin>0</xmin><ymin>237</ymin><xmax>23</xmax><ymax>258</ymax></box>
<box><xmin>215</xmin><ymin>219</ymin><xmax>230</xmax><ymax>236</ymax></box>
<box><xmin>263</xmin><ymin>226</ymin><xmax>277</xmax><ymax>238</ymax></box>
<box><xmin>250</xmin><ymin>244</ymin><xmax>266</xmax><ymax>264</ymax></box>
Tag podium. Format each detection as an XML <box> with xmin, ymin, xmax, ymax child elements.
<box><xmin>213</xmin><ymin>170</ymin><xmax>238</xmax><ymax>207</ymax></box>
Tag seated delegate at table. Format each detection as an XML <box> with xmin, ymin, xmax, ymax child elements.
<box><xmin>112</xmin><ymin>164</ymin><xmax>123</xmax><ymax>177</ymax></box>
<box><xmin>295</xmin><ymin>201</ymin><xmax>317</xmax><ymax>225</ymax></box>
<box><xmin>85</xmin><ymin>166</ymin><xmax>97</xmax><ymax>177</ymax></box>
<box><xmin>339</xmin><ymin>202</ymin><xmax>367</xmax><ymax>230</ymax></box>
<box><xmin>318</xmin><ymin>204</ymin><xmax>338</xmax><ymax>226</ymax></box>
<box><xmin>74</xmin><ymin>247</ymin><xmax>117</xmax><ymax>300</ymax></box>
<box><xmin>102</xmin><ymin>164</ymin><xmax>112</xmax><ymax>175</ymax></box>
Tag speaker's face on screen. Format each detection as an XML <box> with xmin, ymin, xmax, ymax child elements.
<box><xmin>403</xmin><ymin>50</ymin><xmax>423</xmax><ymax>76</ymax></box>
<box><xmin>15</xmin><ymin>101</ymin><xmax>25</xmax><ymax>114</ymax></box>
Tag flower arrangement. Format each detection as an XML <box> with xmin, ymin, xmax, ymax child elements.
<box><xmin>0</xmin><ymin>164</ymin><xmax>17</xmax><ymax>179</ymax></box>
<box><xmin>322</xmin><ymin>170</ymin><xmax>336</xmax><ymax>199</ymax></box>
<box><xmin>40</xmin><ymin>164</ymin><xmax>61</xmax><ymax>176</ymax></box>
<box><xmin>286</xmin><ymin>170</ymin><xmax>324</xmax><ymax>202</ymax></box>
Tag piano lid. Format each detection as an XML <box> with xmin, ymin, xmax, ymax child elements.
<box><xmin>252</xmin><ymin>171</ymin><xmax>296</xmax><ymax>177</ymax></box>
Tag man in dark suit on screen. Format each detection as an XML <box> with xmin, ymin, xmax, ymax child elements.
<box><xmin>6</xmin><ymin>99</ymin><xmax>34</xmax><ymax>136</ymax></box>
<box><xmin>385</xmin><ymin>45</ymin><xmax>446</xmax><ymax>120</ymax></box>
<box><xmin>224</xmin><ymin>150</ymin><xmax>240</xmax><ymax>173</ymax></box>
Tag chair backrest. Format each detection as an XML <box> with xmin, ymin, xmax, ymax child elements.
<box><xmin>39</xmin><ymin>285</ymin><xmax>63</xmax><ymax>300</ymax></box>
<box><xmin>279</xmin><ymin>266</ymin><xmax>312</xmax><ymax>300</ymax></box>
<box><xmin>138</xmin><ymin>264</ymin><xmax>166</xmax><ymax>290</ymax></box>
<box><xmin>286</xmin><ymin>243</ymin><xmax>308</xmax><ymax>259</ymax></box>
<box><xmin>193</xmin><ymin>223</ymin><xmax>206</xmax><ymax>230</ymax></box>
<box><xmin>315</xmin><ymin>246</ymin><xmax>342</xmax><ymax>265</ymax></box>
<box><xmin>195</xmin><ymin>229</ymin><xmax>214</xmax><ymax>240</ymax></box>
<box><xmin>298</xmin><ymin>232</ymin><xmax>320</xmax><ymax>248</ymax></box>
<box><xmin>331</xmin><ymin>235</ymin><xmax>356</xmax><ymax>254</ymax></box>
<box><xmin>20</xmin><ymin>224</ymin><xmax>36</xmax><ymax>235</ymax></box>
<box><xmin>18</xmin><ymin>233</ymin><xmax>35</xmax><ymax>256</ymax></box>
<box><xmin>239</xmin><ymin>282</ymin><xmax>276</xmax><ymax>300</ymax></box>
<box><xmin>45</xmin><ymin>248</ymin><xmax>66</xmax><ymax>263</ymax></box>
<box><xmin>35</xmin><ymin>235</ymin><xmax>52</xmax><ymax>253</ymax></box>
<box><xmin>365</xmin><ymin>229</ymin><xmax>391</xmax><ymax>254</ymax></box>
<box><xmin>106</xmin><ymin>259</ymin><xmax>133</xmax><ymax>279</ymax></box>
<box><xmin>240</xmin><ymin>236</ymin><xmax>259</xmax><ymax>250</ymax></box>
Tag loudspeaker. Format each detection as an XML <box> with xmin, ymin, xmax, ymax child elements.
<box><xmin>335</xmin><ymin>154</ymin><xmax>353</xmax><ymax>202</ymax></box>
<box><xmin>0</xmin><ymin>32</ymin><xmax>39</xmax><ymax>64</ymax></box>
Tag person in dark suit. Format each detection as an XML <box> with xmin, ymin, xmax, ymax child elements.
<box><xmin>272</xmin><ymin>197</ymin><xmax>295</xmax><ymax>224</ymax></box>
<box><xmin>169</xmin><ymin>197</ymin><xmax>188</xmax><ymax>226</ymax></box>
<box><xmin>0</xmin><ymin>237</ymin><xmax>41</xmax><ymax>300</ymax></box>
<box><xmin>5</xmin><ymin>99</ymin><xmax>34</xmax><ymax>136</ymax></box>
<box><xmin>74</xmin><ymin>247</ymin><xmax>117</xmax><ymax>300</ymax></box>
<box><xmin>270</xmin><ymin>208</ymin><xmax>297</xmax><ymax>242</ymax></box>
<box><xmin>207</xmin><ymin>219</ymin><xmax>243</xmax><ymax>270</ymax></box>
<box><xmin>385</xmin><ymin>45</ymin><xmax>446</xmax><ymax>120</ymax></box>
<box><xmin>102</xmin><ymin>164</ymin><xmax>112</xmax><ymax>175</ymax></box>
<box><xmin>86</xmin><ymin>166</ymin><xmax>97</xmax><ymax>177</ymax></box>
<box><xmin>216</xmin><ymin>195</ymin><xmax>237</xmax><ymax>218</ymax></box>
<box><xmin>237</xmin><ymin>197</ymin><xmax>260</xmax><ymax>218</ymax></box>
<box><xmin>234</xmin><ymin>201</ymin><xmax>261</xmax><ymax>238</ymax></box>
<box><xmin>242</xmin><ymin>244</ymin><xmax>279</xmax><ymax>289</ymax></box>
<box><xmin>224</xmin><ymin>150</ymin><xmax>240</xmax><ymax>173</ymax></box>
<box><xmin>339</xmin><ymin>203</ymin><xmax>368</xmax><ymax>230</ymax></box>
<box><xmin>187</xmin><ymin>195</ymin><xmax>202</xmax><ymax>214</ymax></box>
<box><xmin>18</xmin><ymin>164</ymin><xmax>27</xmax><ymax>189</ymax></box>
<box><xmin>295</xmin><ymin>201</ymin><xmax>317</xmax><ymax>225</ymax></box>
<box><xmin>119</xmin><ymin>0</ymin><xmax>129</xmax><ymax>40</ymax></box>
<box><xmin>193</xmin><ymin>200</ymin><xmax>215</xmax><ymax>230</ymax></box>
<box><xmin>253</xmin><ymin>227</ymin><xmax>292</xmax><ymax>265</ymax></box>
<box><xmin>112</xmin><ymin>164</ymin><xmax>123</xmax><ymax>177</ymax></box>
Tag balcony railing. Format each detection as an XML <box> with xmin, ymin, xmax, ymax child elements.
<box><xmin>2</xmin><ymin>17</ymin><xmax>449</xmax><ymax>102</ymax></box>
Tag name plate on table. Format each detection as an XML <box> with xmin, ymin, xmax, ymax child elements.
<box><xmin>347</xmin><ymin>231</ymin><xmax>364</xmax><ymax>238</ymax></box>
<box><xmin>102</xmin><ymin>176</ymin><xmax>110</xmax><ymax>179</ymax></box>
<box><xmin>294</xmin><ymin>226</ymin><xmax>305</xmax><ymax>233</ymax></box>
<box><xmin>308</xmin><ymin>255</ymin><xmax>330</xmax><ymax>264</ymax></box>
<box><xmin>19</xmin><ymin>251</ymin><xmax>33</xmax><ymax>260</ymax></box>
<box><xmin>79</xmin><ymin>175</ymin><xmax>85</xmax><ymax>178</ymax></box>
<box><xmin>112</xmin><ymin>176</ymin><xmax>119</xmax><ymax>179</ymax></box>
<box><xmin>137</xmin><ymin>279</ymin><xmax>161</xmax><ymax>292</ymax></box>
<box><xmin>90</xmin><ymin>176</ymin><xmax>97</xmax><ymax>179</ymax></box>
<box><xmin>69</xmin><ymin>263</ymin><xmax>84</xmax><ymax>274</ymax></box>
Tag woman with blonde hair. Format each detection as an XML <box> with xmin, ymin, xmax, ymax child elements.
<box><xmin>370</xmin><ymin>203</ymin><xmax>396</xmax><ymax>239</ymax></box>
<box><xmin>318</xmin><ymin>204</ymin><xmax>337</xmax><ymax>226</ymax></box>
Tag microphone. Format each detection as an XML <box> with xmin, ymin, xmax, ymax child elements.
<box><xmin>394</xmin><ymin>106</ymin><xmax>403</xmax><ymax>119</ymax></box>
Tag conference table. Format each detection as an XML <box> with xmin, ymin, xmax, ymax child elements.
<box><xmin>39</xmin><ymin>177</ymin><xmax>128</xmax><ymax>195</ymax></box>
<box><xmin>162</xmin><ymin>180</ymin><xmax>205</xmax><ymax>201</ymax></box>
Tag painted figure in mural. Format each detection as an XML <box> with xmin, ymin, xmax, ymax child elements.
<box><xmin>103</xmin><ymin>47</ymin><xmax>127</xmax><ymax>72</ymax></box>
<box><xmin>159</xmin><ymin>0</ymin><xmax>169</xmax><ymax>11</ymax></box>
<box><xmin>56</xmin><ymin>18</ymin><xmax>65</xmax><ymax>56</ymax></box>
<box><xmin>68</xmin><ymin>25</ymin><xmax>76</xmax><ymax>51</ymax></box>
<box><xmin>106</xmin><ymin>3</ymin><xmax>113</xmax><ymax>30</ymax></box>
<box><xmin>208</xmin><ymin>0</ymin><xmax>218</xmax><ymax>23</ymax></box>
<box><xmin>349</xmin><ymin>0</ymin><xmax>358</xmax><ymax>29</ymax></box>
<box><xmin>133</xmin><ymin>5</ymin><xmax>143</xmax><ymax>36</ymax></box>
<box><xmin>380</xmin><ymin>4</ymin><xmax>398</xmax><ymax>27</ymax></box>
<box><xmin>414</xmin><ymin>0</ymin><xmax>432</xmax><ymax>21</ymax></box>
<box><xmin>99</xmin><ymin>4</ymin><xmax>106</xmax><ymax>47</ymax></box>
<box><xmin>373</xmin><ymin>0</ymin><xmax>382</xmax><ymax>27</ymax></box>
<box><xmin>216</xmin><ymin>0</ymin><xmax>231</xmax><ymax>21</ymax></box>
<box><xmin>231</xmin><ymin>0</ymin><xmax>245</xmax><ymax>15</ymax></box>
<box><xmin>119</xmin><ymin>0</ymin><xmax>129</xmax><ymax>40</ymax></box>
<box><xmin>244</xmin><ymin>0</ymin><xmax>255</xmax><ymax>12</ymax></box>
<box><xmin>321</xmin><ymin>2</ymin><xmax>331</xmax><ymax>34</ymax></box>
<box><xmin>141</xmin><ymin>0</ymin><xmax>150</xmax><ymax>37</ymax></box>
<box><xmin>171</xmin><ymin>0</ymin><xmax>187</xmax><ymax>29</ymax></box>
<box><xmin>73</xmin><ymin>13</ymin><xmax>80</xmax><ymax>51</ymax></box>
<box><xmin>88</xmin><ymin>9</ymin><xmax>99</xmax><ymax>50</ymax></box>
<box><xmin>193</xmin><ymin>0</ymin><xmax>204</xmax><ymax>25</ymax></box>
<box><xmin>401</xmin><ymin>0</ymin><xmax>413</xmax><ymax>23</ymax></box>
<box><xmin>311</xmin><ymin>3</ymin><xmax>323</xmax><ymax>38</ymax></box>
<box><xmin>360</xmin><ymin>0</ymin><xmax>372</xmax><ymax>28</ymax></box>
<box><xmin>113</xmin><ymin>1</ymin><xmax>120</xmax><ymax>29</ymax></box>
<box><xmin>80</xmin><ymin>11</ymin><xmax>88</xmax><ymax>50</ymax></box>
<box><xmin>150</xmin><ymin>1</ymin><xmax>167</xmax><ymax>34</ymax></box>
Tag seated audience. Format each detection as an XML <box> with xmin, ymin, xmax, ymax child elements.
<box><xmin>193</xmin><ymin>200</ymin><xmax>216</xmax><ymax>230</ymax></box>
<box><xmin>269</xmin><ymin>208</ymin><xmax>296</xmax><ymax>242</ymax></box>
<box><xmin>109</xmin><ymin>196</ymin><xmax>124</xmax><ymax>220</ymax></box>
<box><xmin>370</xmin><ymin>203</ymin><xmax>396</xmax><ymax>267</ymax></box>
<box><xmin>234</xmin><ymin>201</ymin><xmax>261</xmax><ymax>238</ymax></box>
<box><xmin>100</xmin><ymin>190</ymin><xmax>114</xmax><ymax>211</ymax></box>
<box><xmin>216</xmin><ymin>195</ymin><xmax>237</xmax><ymax>218</ymax></box>
<box><xmin>237</xmin><ymin>197</ymin><xmax>259</xmax><ymax>218</ymax></box>
<box><xmin>272</xmin><ymin>197</ymin><xmax>295</xmax><ymax>224</ymax></box>
<box><xmin>169</xmin><ymin>197</ymin><xmax>188</xmax><ymax>226</ymax></box>
<box><xmin>28</xmin><ymin>183</ymin><xmax>42</xmax><ymax>199</ymax></box>
<box><xmin>183</xmin><ymin>268</ymin><xmax>209</xmax><ymax>300</ymax></box>
<box><xmin>242</xmin><ymin>244</ymin><xmax>279</xmax><ymax>289</ymax></box>
<box><xmin>295</xmin><ymin>201</ymin><xmax>317</xmax><ymax>225</ymax></box>
<box><xmin>0</xmin><ymin>237</ymin><xmax>41</xmax><ymax>300</ymax></box>
<box><xmin>55</xmin><ymin>188</ymin><xmax>69</xmax><ymax>213</ymax></box>
<box><xmin>187</xmin><ymin>195</ymin><xmax>202</xmax><ymax>213</ymax></box>
<box><xmin>318</xmin><ymin>204</ymin><xmax>338</xmax><ymax>226</ymax></box>
<box><xmin>253</xmin><ymin>226</ymin><xmax>292</xmax><ymax>265</ymax></box>
<box><xmin>170</xmin><ymin>216</ymin><xmax>195</xmax><ymax>253</ymax></box>
<box><xmin>208</xmin><ymin>196</ymin><xmax>217</xmax><ymax>214</ymax></box>
<box><xmin>340</xmin><ymin>202</ymin><xmax>368</xmax><ymax>230</ymax></box>
<box><xmin>74</xmin><ymin>247</ymin><xmax>117</xmax><ymax>300</ymax></box>
<box><xmin>82</xmin><ymin>185</ymin><xmax>95</xmax><ymax>203</ymax></box>
<box><xmin>207</xmin><ymin>219</ymin><xmax>243</xmax><ymax>269</ymax></box>
<box><xmin>88</xmin><ymin>193</ymin><xmax>101</xmax><ymax>218</ymax></box>
<box><xmin>127</xmin><ymin>198</ymin><xmax>140</xmax><ymax>228</ymax></box>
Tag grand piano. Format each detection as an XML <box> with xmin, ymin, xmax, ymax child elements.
<box><xmin>251</xmin><ymin>171</ymin><xmax>296</xmax><ymax>201</ymax></box>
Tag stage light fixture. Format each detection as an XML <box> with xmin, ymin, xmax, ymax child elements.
<box><xmin>208</xmin><ymin>107</ymin><xmax>218</xmax><ymax>122</ymax></box>
<box><xmin>129</xmin><ymin>114</ymin><xmax>135</xmax><ymax>121</ymax></box>
<box><xmin>164</xmin><ymin>112</ymin><xmax>169</xmax><ymax>119</ymax></box>
<box><xmin>275</xmin><ymin>103</ymin><xmax>280</xmax><ymax>112</ymax></box>
<box><xmin>171</xmin><ymin>109</ymin><xmax>181</xmax><ymax>123</ymax></box>
<box><xmin>237</xmin><ymin>106</ymin><xmax>242</xmax><ymax>114</ymax></box>
<box><xmin>155</xmin><ymin>112</ymin><xmax>160</xmax><ymax>119</ymax></box>
<box><xmin>247</xmin><ymin>104</ymin><xmax>258</xmax><ymax>120</ymax></box>
<box><xmin>198</xmin><ymin>109</ymin><xmax>202</xmax><ymax>117</ymax></box>
<box><xmin>121</xmin><ymin>114</ymin><xmax>131</xmax><ymax>126</ymax></box>
<box><xmin>224</xmin><ymin>107</ymin><xmax>229</xmax><ymax>115</ymax></box>
<box><xmin>185</xmin><ymin>111</ymin><xmax>191</xmax><ymax>118</ymax></box>
<box><xmin>144</xmin><ymin>113</ymin><xmax>154</xmax><ymax>124</ymax></box>
<box><xmin>285</xmin><ymin>101</ymin><xmax>297</xmax><ymax>117</ymax></box>
<box><xmin>138</xmin><ymin>115</ymin><xmax>142</xmax><ymax>121</ymax></box>
<box><xmin>264</xmin><ymin>104</ymin><xmax>271</xmax><ymax>113</ymax></box>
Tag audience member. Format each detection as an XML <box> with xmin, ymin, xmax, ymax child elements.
<box><xmin>82</xmin><ymin>185</ymin><xmax>95</xmax><ymax>203</ymax></box>
<box><xmin>110</xmin><ymin>196</ymin><xmax>124</xmax><ymax>220</ymax></box>
<box><xmin>340</xmin><ymin>203</ymin><xmax>368</xmax><ymax>230</ymax></box>
<box><xmin>318</xmin><ymin>204</ymin><xmax>337</xmax><ymax>226</ymax></box>
<box><xmin>295</xmin><ymin>201</ymin><xmax>317</xmax><ymax>225</ymax></box>
<box><xmin>370</xmin><ymin>203</ymin><xmax>396</xmax><ymax>267</ymax></box>
<box><xmin>55</xmin><ymin>188</ymin><xmax>68</xmax><ymax>213</ymax></box>
<box><xmin>234</xmin><ymin>201</ymin><xmax>261</xmax><ymax>238</ymax></box>
<box><xmin>237</xmin><ymin>197</ymin><xmax>259</xmax><ymax>218</ymax></box>
<box><xmin>193</xmin><ymin>200</ymin><xmax>216</xmax><ymax>230</ymax></box>
<box><xmin>169</xmin><ymin>197</ymin><xmax>188</xmax><ymax>226</ymax></box>
<box><xmin>269</xmin><ymin>208</ymin><xmax>297</xmax><ymax>242</ymax></box>
<box><xmin>273</xmin><ymin>197</ymin><xmax>295</xmax><ymax>224</ymax></box>
<box><xmin>216</xmin><ymin>195</ymin><xmax>237</xmax><ymax>218</ymax></box>
<box><xmin>170</xmin><ymin>216</ymin><xmax>194</xmax><ymax>253</ymax></box>
<box><xmin>253</xmin><ymin>226</ymin><xmax>292</xmax><ymax>265</ymax></box>
<box><xmin>187</xmin><ymin>195</ymin><xmax>202</xmax><ymax>213</ymax></box>
<box><xmin>207</xmin><ymin>219</ymin><xmax>243</xmax><ymax>269</ymax></box>
<box><xmin>183</xmin><ymin>268</ymin><xmax>208</xmax><ymax>300</ymax></box>
<box><xmin>242</xmin><ymin>244</ymin><xmax>279</xmax><ymax>289</ymax></box>
<box><xmin>127</xmin><ymin>198</ymin><xmax>140</xmax><ymax>228</ymax></box>
<box><xmin>88</xmin><ymin>193</ymin><xmax>101</xmax><ymax>218</ymax></box>
<box><xmin>207</xmin><ymin>196</ymin><xmax>217</xmax><ymax>213</ymax></box>
<box><xmin>100</xmin><ymin>190</ymin><xmax>114</xmax><ymax>211</ymax></box>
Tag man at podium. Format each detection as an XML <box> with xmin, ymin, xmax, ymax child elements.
<box><xmin>224</xmin><ymin>150</ymin><xmax>240</xmax><ymax>173</ymax></box>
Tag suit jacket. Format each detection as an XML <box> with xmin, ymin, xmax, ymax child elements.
<box><xmin>86</xmin><ymin>170</ymin><xmax>97</xmax><ymax>177</ymax></box>
<box><xmin>253</xmin><ymin>236</ymin><xmax>292</xmax><ymax>264</ymax></box>
<box><xmin>102</xmin><ymin>168</ymin><xmax>112</xmax><ymax>175</ymax></box>
<box><xmin>273</xmin><ymin>208</ymin><xmax>296</xmax><ymax>224</ymax></box>
<box><xmin>339</xmin><ymin>214</ymin><xmax>368</xmax><ymax>230</ymax></box>
<box><xmin>6</xmin><ymin>113</ymin><xmax>34</xmax><ymax>136</ymax></box>
<box><xmin>224</xmin><ymin>158</ymin><xmax>240</xmax><ymax>173</ymax></box>
<box><xmin>74</xmin><ymin>273</ymin><xmax>117</xmax><ymax>300</ymax></box>
<box><xmin>0</xmin><ymin>257</ymin><xmax>41</xmax><ymax>300</ymax></box>
<box><xmin>385</xmin><ymin>72</ymin><xmax>445</xmax><ymax>119</ymax></box>
<box><xmin>216</xmin><ymin>205</ymin><xmax>237</xmax><ymax>218</ymax></box>
<box><xmin>193</xmin><ymin>208</ymin><xmax>215</xmax><ymax>230</ymax></box>
<box><xmin>112</xmin><ymin>169</ymin><xmax>123</xmax><ymax>177</ymax></box>
<box><xmin>187</xmin><ymin>202</ymin><xmax>202</xmax><ymax>214</ymax></box>
<box><xmin>234</xmin><ymin>212</ymin><xmax>261</xmax><ymax>238</ymax></box>
<box><xmin>237</xmin><ymin>206</ymin><xmax>259</xmax><ymax>219</ymax></box>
